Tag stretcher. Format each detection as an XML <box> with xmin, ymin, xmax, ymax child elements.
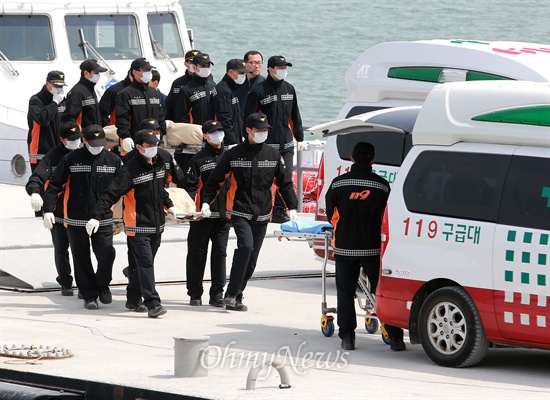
<box><xmin>275</xmin><ymin>221</ymin><xmax>390</xmax><ymax>343</ymax></box>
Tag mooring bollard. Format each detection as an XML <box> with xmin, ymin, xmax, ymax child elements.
<box><xmin>173</xmin><ymin>335</ymin><xmax>210</xmax><ymax>378</ymax></box>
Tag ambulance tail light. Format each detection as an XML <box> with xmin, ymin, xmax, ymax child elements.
<box><xmin>380</xmin><ymin>205</ymin><xmax>390</xmax><ymax>258</ymax></box>
<box><xmin>314</xmin><ymin>154</ymin><xmax>326</xmax><ymax>222</ymax></box>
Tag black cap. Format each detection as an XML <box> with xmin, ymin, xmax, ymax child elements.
<box><xmin>80</xmin><ymin>59</ymin><xmax>107</xmax><ymax>73</ymax></box>
<box><xmin>267</xmin><ymin>55</ymin><xmax>292</xmax><ymax>68</ymax></box>
<box><xmin>135</xmin><ymin>129</ymin><xmax>160</xmax><ymax>145</ymax></box>
<box><xmin>202</xmin><ymin>120</ymin><xmax>224</xmax><ymax>134</ymax></box>
<box><xmin>351</xmin><ymin>142</ymin><xmax>375</xmax><ymax>165</ymax></box>
<box><xmin>245</xmin><ymin>113</ymin><xmax>271</xmax><ymax>130</ymax></box>
<box><xmin>185</xmin><ymin>49</ymin><xmax>201</xmax><ymax>62</ymax></box>
<box><xmin>60</xmin><ymin>122</ymin><xmax>82</xmax><ymax>140</ymax></box>
<box><xmin>131</xmin><ymin>57</ymin><xmax>155</xmax><ymax>71</ymax></box>
<box><xmin>139</xmin><ymin>118</ymin><xmax>161</xmax><ymax>131</ymax></box>
<box><xmin>46</xmin><ymin>70</ymin><xmax>67</xmax><ymax>86</ymax></box>
<box><xmin>193</xmin><ymin>53</ymin><xmax>214</xmax><ymax>66</ymax></box>
<box><xmin>226</xmin><ymin>58</ymin><xmax>251</xmax><ymax>73</ymax></box>
<box><xmin>83</xmin><ymin>124</ymin><xmax>106</xmax><ymax>146</ymax></box>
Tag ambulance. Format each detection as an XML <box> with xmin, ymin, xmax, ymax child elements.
<box><xmin>377</xmin><ymin>80</ymin><xmax>550</xmax><ymax>367</ymax></box>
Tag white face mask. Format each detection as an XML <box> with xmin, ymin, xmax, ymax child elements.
<box><xmin>87</xmin><ymin>74</ymin><xmax>100</xmax><ymax>84</ymax></box>
<box><xmin>65</xmin><ymin>138</ymin><xmax>81</xmax><ymax>150</ymax></box>
<box><xmin>49</xmin><ymin>87</ymin><xmax>64</xmax><ymax>96</ymax></box>
<box><xmin>87</xmin><ymin>144</ymin><xmax>103</xmax><ymax>155</ymax></box>
<box><xmin>274</xmin><ymin>69</ymin><xmax>288</xmax><ymax>81</ymax></box>
<box><xmin>234</xmin><ymin>73</ymin><xmax>246</xmax><ymax>85</ymax></box>
<box><xmin>188</xmin><ymin>64</ymin><xmax>195</xmax><ymax>74</ymax></box>
<box><xmin>253</xmin><ymin>130</ymin><xmax>268</xmax><ymax>144</ymax></box>
<box><xmin>208</xmin><ymin>131</ymin><xmax>225</xmax><ymax>145</ymax></box>
<box><xmin>142</xmin><ymin>146</ymin><xmax>158</xmax><ymax>159</ymax></box>
<box><xmin>141</xmin><ymin>71</ymin><xmax>152</xmax><ymax>84</ymax></box>
<box><xmin>197</xmin><ymin>67</ymin><xmax>211</xmax><ymax>78</ymax></box>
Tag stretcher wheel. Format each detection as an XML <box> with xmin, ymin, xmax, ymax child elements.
<box><xmin>364</xmin><ymin>313</ymin><xmax>379</xmax><ymax>334</ymax></box>
<box><xmin>321</xmin><ymin>315</ymin><xmax>335</xmax><ymax>337</ymax></box>
<box><xmin>380</xmin><ymin>324</ymin><xmax>391</xmax><ymax>345</ymax></box>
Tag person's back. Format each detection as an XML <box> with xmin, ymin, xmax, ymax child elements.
<box><xmin>99</xmin><ymin>72</ymin><xmax>132</xmax><ymax>127</ymax></box>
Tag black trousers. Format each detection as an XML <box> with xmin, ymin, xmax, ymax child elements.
<box><xmin>127</xmin><ymin>233</ymin><xmax>162</xmax><ymax>309</ymax></box>
<box><xmin>273</xmin><ymin>151</ymin><xmax>294</xmax><ymax>211</ymax></box>
<box><xmin>50</xmin><ymin>223</ymin><xmax>72</xmax><ymax>287</ymax></box>
<box><xmin>186</xmin><ymin>218</ymin><xmax>230</xmax><ymax>299</ymax></box>
<box><xmin>335</xmin><ymin>255</ymin><xmax>403</xmax><ymax>340</ymax></box>
<box><xmin>226</xmin><ymin>216</ymin><xmax>267</xmax><ymax>297</ymax></box>
<box><xmin>66</xmin><ymin>225</ymin><xmax>115</xmax><ymax>301</ymax></box>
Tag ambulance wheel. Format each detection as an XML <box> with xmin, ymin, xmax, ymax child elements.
<box><xmin>321</xmin><ymin>315</ymin><xmax>335</xmax><ymax>337</ymax></box>
<box><xmin>418</xmin><ymin>286</ymin><xmax>489</xmax><ymax>367</ymax></box>
<box><xmin>364</xmin><ymin>315</ymin><xmax>379</xmax><ymax>334</ymax></box>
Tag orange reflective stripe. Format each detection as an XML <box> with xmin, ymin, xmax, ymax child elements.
<box><xmin>29</xmin><ymin>121</ymin><xmax>40</xmax><ymax>164</ymax></box>
<box><xmin>123</xmin><ymin>190</ymin><xmax>137</xmax><ymax>237</ymax></box>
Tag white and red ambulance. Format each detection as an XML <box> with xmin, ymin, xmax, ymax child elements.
<box><xmin>377</xmin><ymin>80</ymin><xmax>550</xmax><ymax>367</ymax></box>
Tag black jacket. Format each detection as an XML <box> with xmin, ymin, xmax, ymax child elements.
<box><xmin>25</xmin><ymin>143</ymin><xmax>71</xmax><ymax>220</ymax></box>
<box><xmin>115</xmin><ymin>80</ymin><xmax>166</xmax><ymax>140</ymax></box>
<box><xmin>43</xmin><ymin>147</ymin><xmax>123</xmax><ymax>226</ymax></box>
<box><xmin>61</xmin><ymin>77</ymin><xmax>101</xmax><ymax>129</ymax></box>
<box><xmin>99</xmin><ymin>75</ymin><xmax>132</xmax><ymax>127</ymax></box>
<box><xmin>212</xmin><ymin>74</ymin><xmax>244</xmax><ymax>145</ymax></box>
<box><xmin>172</xmin><ymin>75</ymin><xmax>216</xmax><ymax>125</ymax></box>
<box><xmin>235</xmin><ymin>74</ymin><xmax>265</xmax><ymax>116</ymax></box>
<box><xmin>243</xmin><ymin>75</ymin><xmax>304</xmax><ymax>154</ymax></box>
<box><xmin>183</xmin><ymin>143</ymin><xmax>229</xmax><ymax>219</ymax></box>
<box><xmin>325</xmin><ymin>163</ymin><xmax>390</xmax><ymax>257</ymax></box>
<box><xmin>201</xmin><ymin>140</ymin><xmax>297</xmax><ymax>224</ymax></box>
<box><xmin>91</xmin><ymin>152</ymin><xmax>174</xmax><ymax>236</ymax></box>
<box><xmin>164</xmin><ymin>72</ymin><xmax>193</xmax><ymax>121</ymax></box>
<box><xmin>27</xmin><ymin>85</ymin><xmax>61</xmax><ymax>165</ymax></box>
<box><xmin>123</xmin><ymin>147</ymin><xmax>184</xmax><ymax>187</ymax></box>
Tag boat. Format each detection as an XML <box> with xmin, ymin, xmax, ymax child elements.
<box><xmin>0</xmin><ymin>0</ymin><xmax>194</xmax><ymax>184</ymax></box>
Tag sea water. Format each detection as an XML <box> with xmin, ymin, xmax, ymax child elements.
<box><xmin>181</xmin><ymin>0</ymin><xmax>550</xmax><ymax>130</ymax></box>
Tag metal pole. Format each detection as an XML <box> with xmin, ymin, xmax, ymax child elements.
<box><xmin>296</xmin><ymin>149</ymin><xmax>303</xmax><ymax>212</ymax></box>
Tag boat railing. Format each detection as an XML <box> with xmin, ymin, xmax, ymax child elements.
<box><xmin>0</xmin><ymin>50</ymin><xmax>19</xmax><ymax>76</ymax></box>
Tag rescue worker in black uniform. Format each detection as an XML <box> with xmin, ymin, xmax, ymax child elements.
<box><xmin>325</xmin><ymin>142</ymin><xmax>406</xmax><ymax>351</ymax></box>
<box><xmin>43</xmin><ymin>125</ymin><xmax>122</xmax><ymax>311</ymax></box>
<box><xmin>183</xmin><ymin>120</ymin><xmax>231</xmax><ymax>307</ymax></box>
<box><xmin>200</xmin><ymin>113</ymin><xmax>298</xmax><ymax>311</ymax></box>
<box><xmin>99</xmin><ymin>69</ymin><xmax>132</xmax><ymax>127</ymax></box>
<box><xmin>212</xmin><ymin>59</ymin><xmax>251</xmax><ymax>145</ymax></box>
<box><xmin>61</xmin><ymin>59</ymin><xmax>106</xmax><ymax>129</ymax></box>
<box><xmin>165</xmin><ymin>49</ymin><xmax>201</xmax><ymax>121</ymax></box>
<box><xmin>88</xmin><ymin>129</ymin><xmax>180</xmax><ymax>318</ymax></box>
<box><xmin>25</xmin><ymin>122</ymin><xmax>82</xmax><ymax>296</ymax></box>
<box><xmin>172</xmin><ymin>53</ymin><xmax>216</xmax><ymax>125</ymax></box>
<box><xmin>243</xmin><ymin>55</ymin><xmax>305</xmax><ymax>223</ymax></box>
<box><xmin>116</xmin><ymin>57</ymin><xmax>166</xmax><ymax>154</ymax></box>
<box><xmin>27</xmin><ymin>70</ymin><xmax>66</xmax><ymax>174</ymax></box>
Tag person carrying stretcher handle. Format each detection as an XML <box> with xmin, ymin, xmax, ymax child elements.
<box><xmin>200</xmin><ymin>113</ymin><xmax>297</xmax><ymax>311</ymax></box>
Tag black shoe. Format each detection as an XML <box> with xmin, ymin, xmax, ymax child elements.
<box><xmin>227</xmin><ymin>300</ymin><xmax>248</xmax><ymax>312</ymax></box>
<box><xmin>99</xmin><ymin>288</ymin><xmax>112</xmax><ymax>304</ymax></box>
<box><xmin>341</xmin><ymin>333</ymin><xmax>355</xmax><ymax>350</ymax></box>
<box><xmin>209</xmin><ymin>295</ymin><xmax>224</xmax><ymax>308</ymax></box>
<box><xmin>125</xmin><ymin>301</ymin><xmax>147</xmax><ymax>312</ymax></box>
<box><xmin>84</xmin><ymin>299</ymin><xmax>98</xmax><ymax>310</ymax></box>
<box><xmin>271</xmin><ymin>209</ymin><xmax>290</xmax><ymax>224</ymax></box>
<box><xmin>148</xmin><ymin>305</ymin><xmax>167</xmax><ymax>318</ymax></box>
<box><xmin>390</xmin><ymin>337</ymin><xmax>406</xmax><ymax>351</ymax></box>
<box><xmin>77</xmin><ymin>291</ymin><xmax>84</xmax><ymax>299</ymax></box>
<box><xmin>61</xmin><ymin>285</ymin><xmax>74</xmax><ymax>296</ymax></box>
<box><xmin>224</xmin><ymin>294</ymin><xmax>237</xmax><ymax>308</ymax></box>
<box><xmin>189</xmin><ymin>298</ymin><xmax>202</xmax><ymax>306</ymax></box>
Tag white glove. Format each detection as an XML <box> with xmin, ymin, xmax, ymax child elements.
<box><xmin>296</xmin><ymin>142</ymin><xmax>307</xmax><ymax>152</ymax></box>
<box><xmin>289</xmin><ymin>209</ymin><xmax>298</xmax><ymax>221</ymax></box>
<box><xmin>201</xmin><ymin>203</ymin><xmax>211</xmax><ymax>218</ymax></box>
<box><xmin>168</xmin><ymin>206</ymin><xmax>182</xmax><ymax>220</ymax></box>
<box><xmin>43</xmin><ymin>212</ymin><xmax>55</xmax><ymax>230</ymax></box>
<box><xmin>53</xmin><ymin>93</ymin><xmax>64</xmax><ymax>104</ymax></box>
<box><xmin>122</xmin><ymin>137</ymin><xmax>135</xmax><ymax>152</ymax></box>
<box><xmin>30</xmin><ymin>193</ymin><xmax>43</xmax><ymax>212</ymax></box>
<box><xmin>86</xmin><ymin>218</ymin><xmax>100</xmax><ymax>236</ymax></box>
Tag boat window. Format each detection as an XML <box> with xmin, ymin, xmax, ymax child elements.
<box><xmin>0</xmin><ymin>15</ymin><xmax>55</xmax><ymax>61</ymax></box>
<box><xmin>65</xmin><ymin>14</ymin><xmax>141</xmax><ymax>61</ymax></box>
<box><xmin>147</xmin><ymin>13</ymin><xmax>184</xmax><ymax>58</ymax></box>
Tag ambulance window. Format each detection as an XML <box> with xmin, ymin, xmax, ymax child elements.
<box><xmin>336</xmin><ymin>130</ymin><xmax>408</xmax><ymax>166</ymax></box>
<box><xmin>403</xmin><ymin>151</ymin><xmax>510</xmax><ymax>221</ymax></box>
<box><xmin>499</xmin><ymin>156</ymin><xmax>550</xmax><ymax>231</ymax></box>
<box><xmin>0</xmin><ymin>15</ymin><xmax>54</xmax><ymax>61</ymax></box>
